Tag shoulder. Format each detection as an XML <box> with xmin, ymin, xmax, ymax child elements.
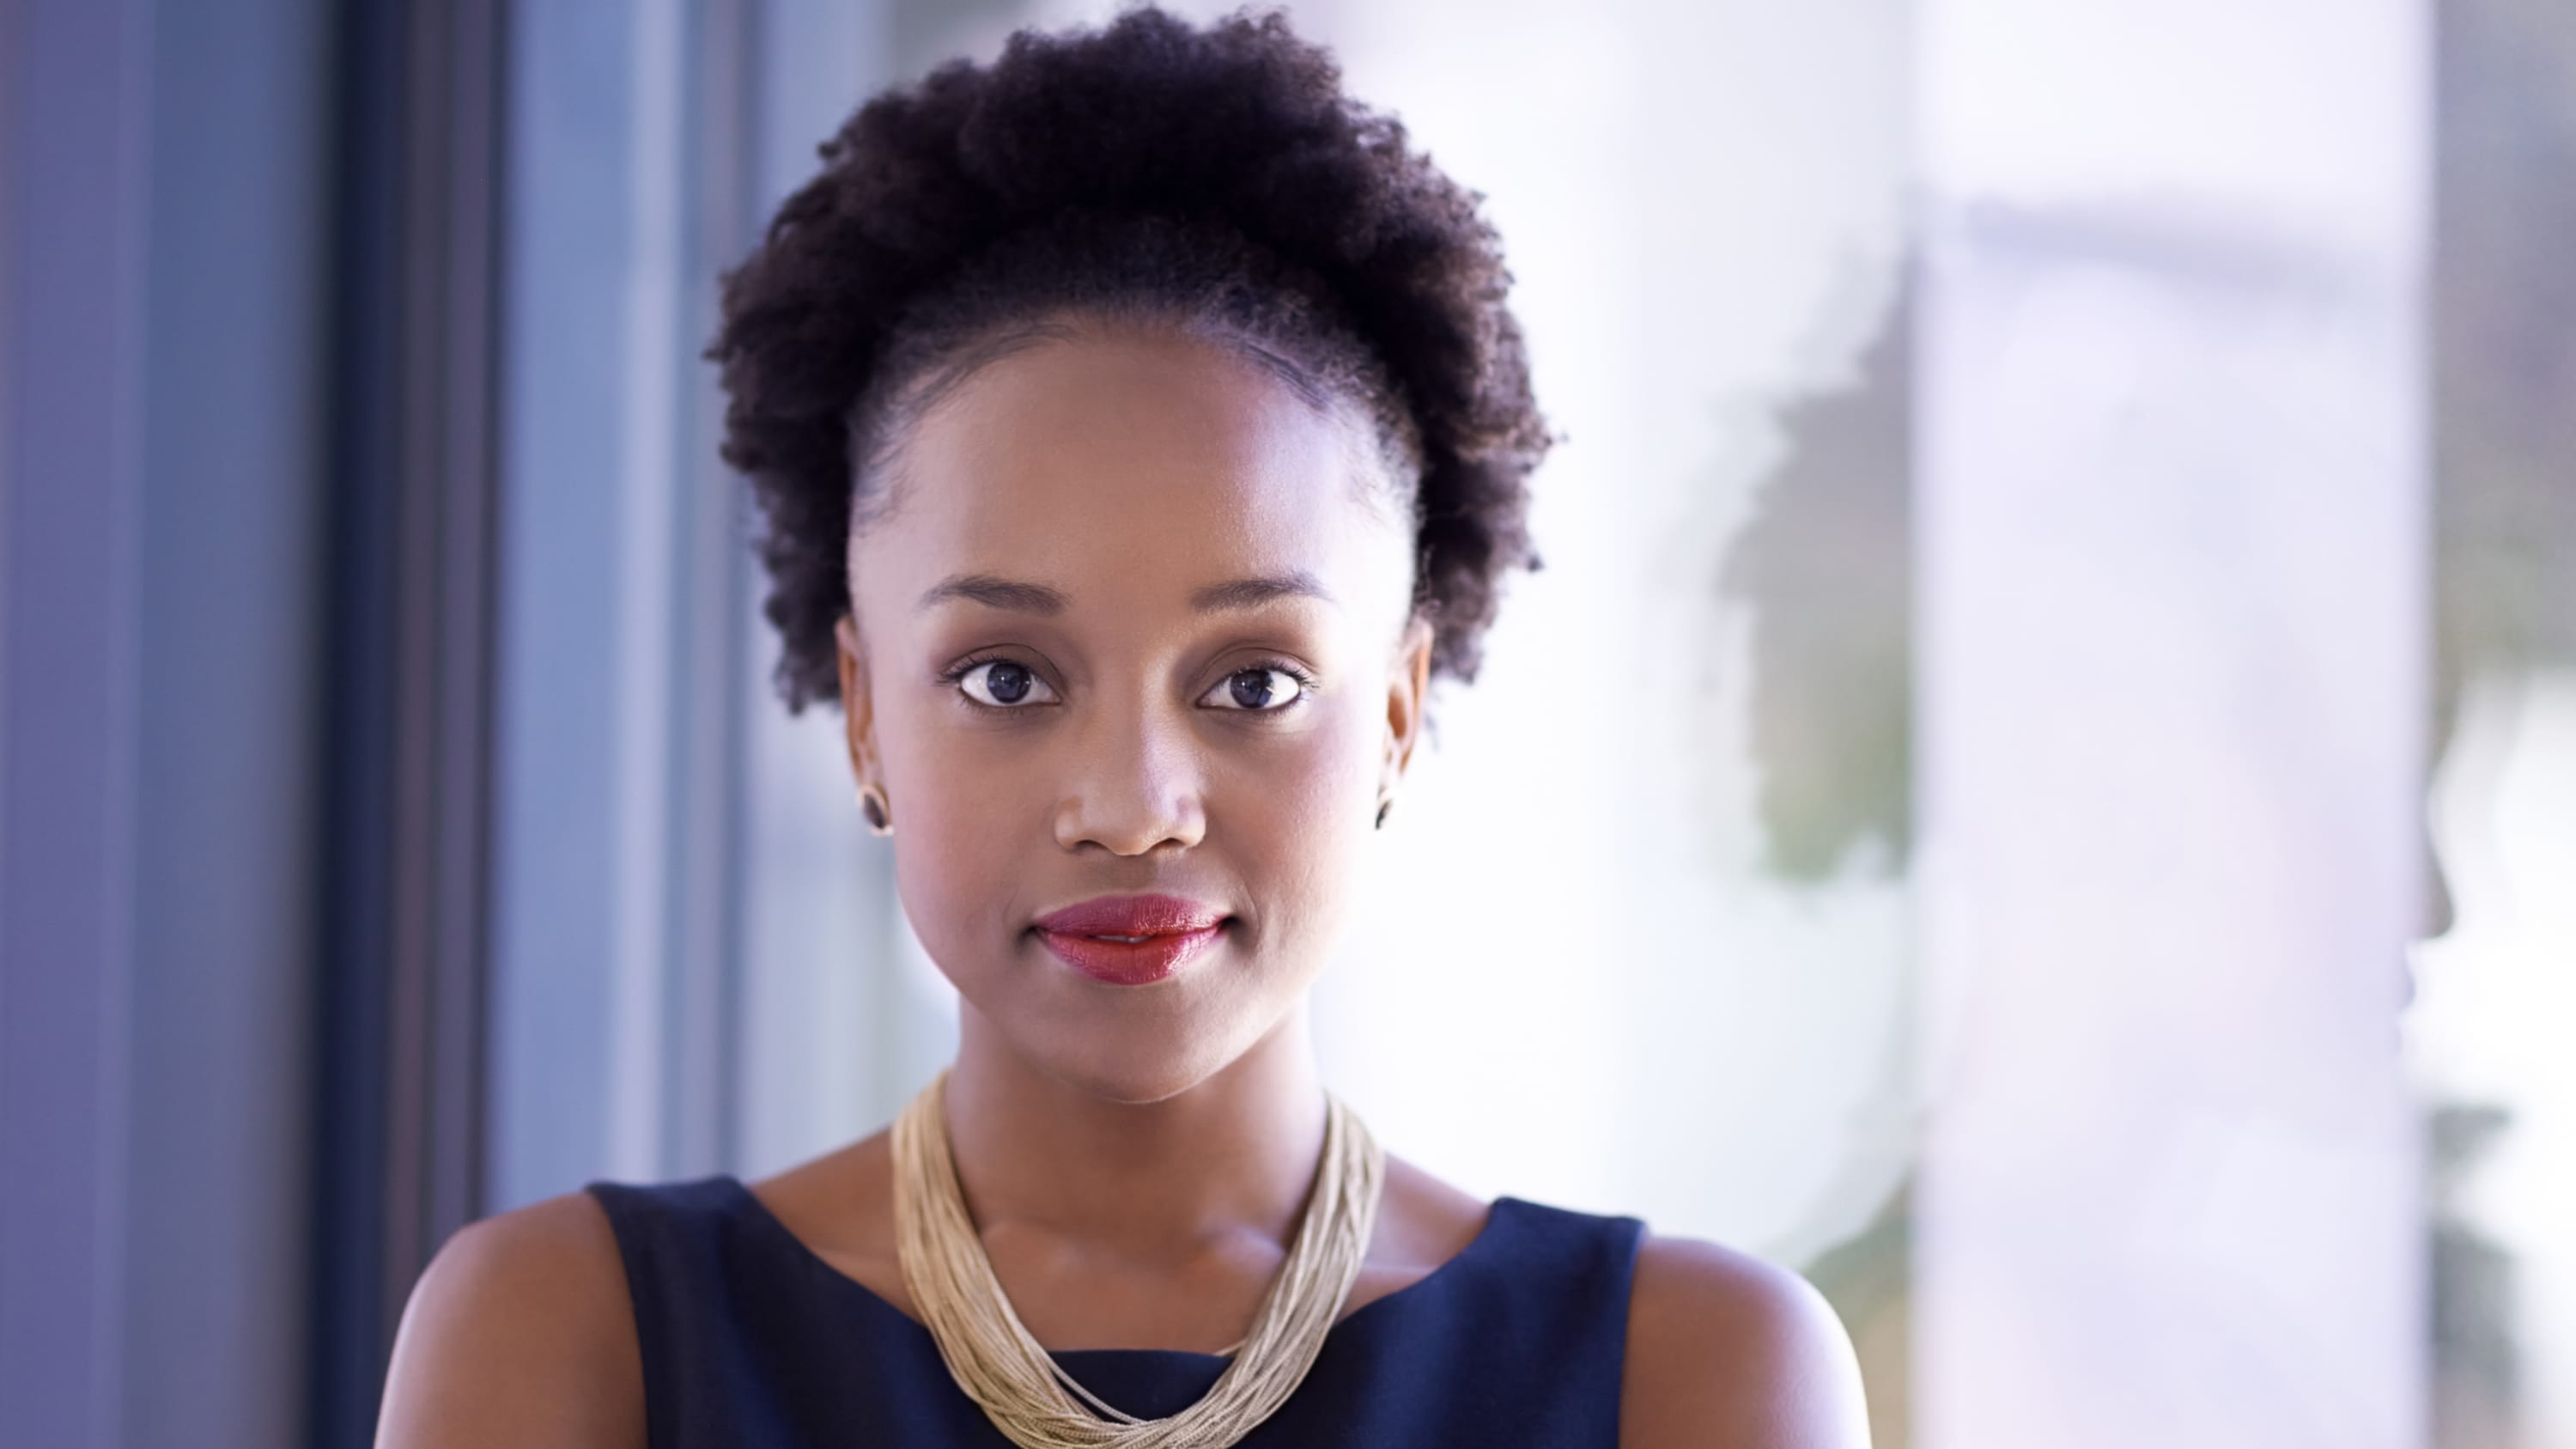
<box><xmin>1619</xmin><ymin>1231</ymin><xmax>1872</xmax><ymax>1449</ymax></box>
<box><xmin>375</xmin><ymin>1190</ymin><xmax>644</xmax><ymax>1449</ymax></box>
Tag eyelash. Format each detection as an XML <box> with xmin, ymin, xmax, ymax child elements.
<box><xmin>936</xmin><ymin>652</ymin><xmax>1320</xmax><ymax>719</ymax></box>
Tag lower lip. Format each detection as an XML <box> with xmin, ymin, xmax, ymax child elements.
<box><xmin>1036</xmin><ymin>923</ymin><xmax>1228</xmax><ymax>986</ymax></box>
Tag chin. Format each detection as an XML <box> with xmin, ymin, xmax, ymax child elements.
<box><xmin>993</xmin><ymin>980</ymin><xmax>1284</xmax><ymax>1106</ymax></box>
<box><xmin>1023</xmin><ymin>1018</ymin><xmax>1248</xmax><ymax>1105</ymax></box>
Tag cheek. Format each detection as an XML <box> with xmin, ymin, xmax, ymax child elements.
<box><xmin>1222</xmin><ymin>697</ymin><xmax>1383</xmax><ymax>941</ymax></box>
<box><xmin>1267</xmin><ymin>708</ymin><xmax>1377</xmax><ymax>837</ymax></box>
<box><xmin>872</xmin><ymin>708</ymin><xmax>1032</xmax><ymax>976</ymax></box>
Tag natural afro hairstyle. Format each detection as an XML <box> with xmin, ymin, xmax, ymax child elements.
<box><xmin>709</xmin><ymin>2</ymin><xmax>1555</xmax><ymax>714</ymax></box>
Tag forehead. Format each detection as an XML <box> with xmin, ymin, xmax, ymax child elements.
<box><xmin>857</xmin><ymin>327</ymin><xmax>1400</xmax><ymax>614</ymax></box>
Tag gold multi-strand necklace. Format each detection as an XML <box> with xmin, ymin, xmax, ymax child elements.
<box><xmin>890</xmin><ymin>1067</ymin><xmax>1385</xmax><ymax>1447</ymax></box>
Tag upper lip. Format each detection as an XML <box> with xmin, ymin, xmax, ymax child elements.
<box><xmin>1033</xmin><ymin>893</ymin><xmax>1230</xmax><ymax>938</ymax></box>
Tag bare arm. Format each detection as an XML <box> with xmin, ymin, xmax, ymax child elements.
<box><xmin>374</xmin><ymin>1191</ymin><xmax>646</xmax><ymax>1449</ymax></box>
<box><xmin>1619</xmin><ymin>1234</ymin><xmax>1872</xmax><ymax>1448</ymax></box>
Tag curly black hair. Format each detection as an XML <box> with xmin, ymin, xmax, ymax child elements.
<box><xmin>708</xmin><ymin>2</ymin><xmax>1555</xmax><ymax>713</ymax></box>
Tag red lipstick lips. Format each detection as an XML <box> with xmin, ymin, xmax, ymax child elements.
<box><xmin>1031</xmin><ymin>893</ymin><xmax>1230</xmax><ymax>986</ymax></box>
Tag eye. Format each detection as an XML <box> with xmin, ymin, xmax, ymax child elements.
<box><xmin>954</xmin><ymin>657</ymin><xmax>1060</xmax><ymax>709</ymax></box>
<box><xmin>1201</xmin><ymin>663</ymin><xmax>1311</xmax><ymax>713</ymax></box>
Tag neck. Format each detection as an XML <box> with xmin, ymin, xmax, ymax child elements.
<box><xmin>939</xmin><ymin>1000</ymin><xmax>1329</xmax><ymax>1267</ymax></box>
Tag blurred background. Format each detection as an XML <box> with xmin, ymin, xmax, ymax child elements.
<box><xmin>1</xmin><ymin>0</ymin><xmax>2568</xmax><ymax>1445</ymax></box>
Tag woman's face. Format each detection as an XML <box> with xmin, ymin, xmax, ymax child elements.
<box><xmin>836</xmin><ymin>322</ymin><xmax>1433</xmax><ymax>1103</ymax></box>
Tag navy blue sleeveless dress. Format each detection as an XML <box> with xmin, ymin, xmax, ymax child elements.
<box><xmin>586</xmin><ymin>1175</ymin><xmax>1647</xmax><ymax>1446</ymax></box>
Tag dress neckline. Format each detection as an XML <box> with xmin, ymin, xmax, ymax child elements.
<box><xmin>718</xmin><ymin>1173</ymin><xmax>1522</xmax><ymax>1364</ymax></box>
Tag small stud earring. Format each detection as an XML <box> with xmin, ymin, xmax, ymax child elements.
<box><xmin>1375</xmin><ymin>795</ymin><xmax>1393</xmax><ymax>830</ymax></box>
<box><xmin>860</xmin><ymin>783</ymin><xmax>893</xmax><ymax>836</ymax></box>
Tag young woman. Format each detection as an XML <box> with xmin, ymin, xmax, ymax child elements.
<box><xmin>375</xmin><ymin>6</ymin><xmax>1870</xmax><ymax>1445</ymax></box>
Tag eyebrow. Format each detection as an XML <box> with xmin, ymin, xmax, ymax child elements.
<box><xmin>914</xmin><ymin>569</ymin><xmax>1336</xmax><ymax>616</ymax></box>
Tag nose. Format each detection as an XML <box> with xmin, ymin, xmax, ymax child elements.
<box><xmin>1052</xmin><ymin>695</ymin><xmax>1208</xmax><ymax>857</ymax></box>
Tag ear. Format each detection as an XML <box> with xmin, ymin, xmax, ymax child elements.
<box><xmin>1382</xmin><ymin>612</ymin><xmax>1436</xmax><ymax>800</ymax></box>
<box><xmin>835</xmin><ymin>613</ymin><xmax>878</xmax><ymax>792</ymax></box>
